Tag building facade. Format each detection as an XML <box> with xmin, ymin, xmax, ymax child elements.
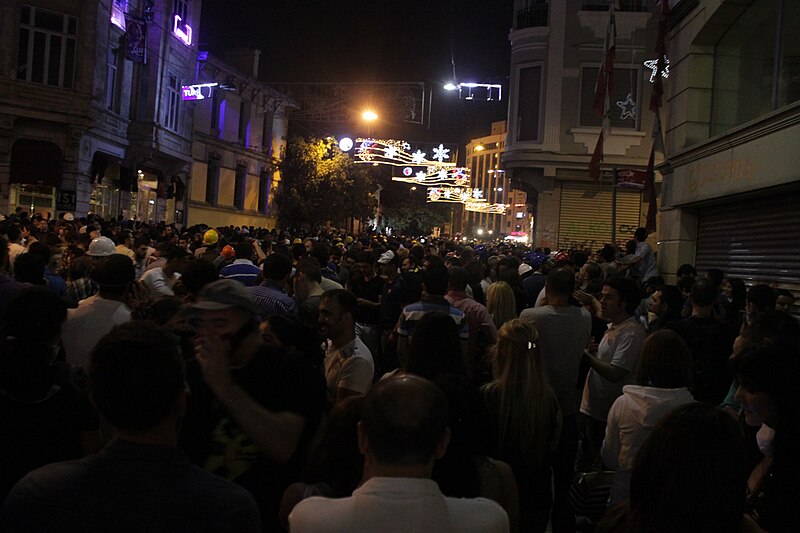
<box><xmin>188</xmin><ymin>50</ymin><xmax>293</xmax><ymax>229</ymax></box>
<box><xmin>659</xmin><ymin>0</ymin><xmax>799</xmax><ymax>302</ymax></box>
<box><xmin>0</xmin><ymin>0</ymin><xmax>291</xmax><ymax>229</ymax></box>
<box><xmin>464</xmin><ymin>121</ymin><xmax>534</xmax><ymax>242</ymax></box>
<box><xmin>502</xmin><ymin>0</ymin><xmax>660</xmax><ymax>252</ymax></box>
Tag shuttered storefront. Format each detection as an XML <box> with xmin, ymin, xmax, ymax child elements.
<box><xmin>558</xmin><ymin>182</ymin><xmax>642</xmax><ymax>250</ymax></box>
<box><xmin>695</xmin><ymin>191</ymin><xmax>800</xmax><ymax>315</ymax></box>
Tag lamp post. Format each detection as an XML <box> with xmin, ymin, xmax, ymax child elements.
<box><xmin>361</xmin><ymin>110</ymin><xmax>378</xmax><ymax>137</ymax></box>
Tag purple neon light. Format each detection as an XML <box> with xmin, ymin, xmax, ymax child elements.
<box><xmin>173</xmin><ymin>15</ymin><xmax>192</xmax><ymax>45</ymax></box>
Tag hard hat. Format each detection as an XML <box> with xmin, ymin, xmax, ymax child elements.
<box><xmin>292</xmin><ymin>238</ymin><xmax>303</xmax><ymax>244</ymax></box>
<box><xmin>221</xmin><ymin>245</ymin><xmax>235</xmax><ymax>259</ymax></box>
<box><xmin>87</xmin><ymin>236</ymin><xmax>116</xmax><ymax>257</ymax></box>
<box><xmin>345</xmin><ymin>236</ymin><xmax>353</xmax><ymax>244</ymax></box>
<box><xmin>203</xmin><ymin>229</ymin><xmax>219</xmax><ymax>245</ymax></box>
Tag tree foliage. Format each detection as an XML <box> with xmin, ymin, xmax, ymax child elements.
<box><xmin>381</xmin><ymin>203</ymin><xmax>450</xmax><ymax>236</ymax></box>
<box><xmin>275</xmin><ymin>136</ymin><xmax>377</xmax><ymax>230</ymax></box>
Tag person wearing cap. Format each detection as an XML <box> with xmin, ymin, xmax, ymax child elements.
<box><xmin>61</xmin><ymin>254</ymin><xmax>135</xmax><ymax>368</ymax></box>
<box><xmin>139</xmin><ymin>243</ymin><xmax>189</xmax><ymax>297</ymax></box>
<box><xmin>220</xmin><ymin>242</ymin><xmax>261</xmax><ymax>287</ymax></box>
<box><xmin>180</xmin><ymin>279</ymin><xmax>325</xmax><ymax>531</ymax></box>
<box><xmin>65</xmin><ymin>236</ymin><xmax>116</xmax><ymax>307</ymax></box>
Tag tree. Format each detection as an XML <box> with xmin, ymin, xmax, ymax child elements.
<box><xmin>274</xmin><ymin>136</ymin><xmax>377</xmax><ymax>230</ymax></box>
<box><xmin>381</xmin><ymin>202</ymin><xmax>450</xmax><ymax>236</ymax></box>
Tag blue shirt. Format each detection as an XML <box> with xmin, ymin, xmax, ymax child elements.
<box><xmin>396</xmin><ymin>295</ymin><xmax>469</xmax><ymax>340</ymax></box>
<box><xmin>248</xmin><ymin>280</ymin><xmax>299</xmax><ymax>320</ymax></box>
<box><xmin>220</xmin><ymin>259</ymin><xmax>261</xmax><ymax>287</ymax></box>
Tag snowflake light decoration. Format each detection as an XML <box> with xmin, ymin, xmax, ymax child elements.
<box><xmin>472</xmin><ymin>188</ymin><xmax>483</xmax><ymax>199</ymax></box>
<box><xmin>411</xmin><ymin>150</ymin><xmax>427</xmax><ymax>164</ymax></box>
<box><xmin>383</xmin><ymin>145</ymin><xmax>398</xmax><ymax>160</ymax></box>
<box><xmin>432</xmin><ymin>144</ymin><xmax>451</xmax><ymax>162</ymax></box>
<box><xmin>460</xmin><ymin>191</ymin><xmax>471</xmax><ymax>202</ymax></box>
<box><xmin>415</xmin><ymin>171</ymin><xmax>427</xmax><ymax>181</ymax></box>
<box><xmin>402</xmin><ymin>141</ymin><xmax>411</xmax><ymax>151</ymax></box>
<box><xmin>437</xmin><ymin>169</ymin><xmax>448</xmax><ymax>180</ymax></box>
<box><xmin>644</xmin><ymin>56</ymin><xmax>670</xmax><ymax>83</ymax></box>
<box><xmin>616</xmin><ymin>93</ymin><xmax>637</xmax><ymax>120</ymax></box>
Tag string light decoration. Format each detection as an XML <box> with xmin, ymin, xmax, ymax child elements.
<box><xmin>464</xmin><ymin>201</ymin><xmax>509</xmax><ymax>214</ymax></box>
<box><xmin>644</xmin><ymin>56</ymin><xmax>670</xmax><ymax>83</ymax></box>
<box><xmin>394</xmin><ymin>166</ymin><xmax>471</xmax><ymax>186</ymax></box>
<box><xmin>353</xmin><ymin>138</ymin><xmax>469</xmax><ymax>186</ymax></box>
<box><xmin>426</xmin><ymin>187</ymin><xmax>509</xmax><ymax>214</ymax></box>
<box><xmin>616</xmin><ymin>92</ymin><xmax>637</xmax><ymax>120</ymax></box>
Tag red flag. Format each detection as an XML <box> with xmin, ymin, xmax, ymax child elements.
<box><xmin>644</xmin><ymin>141</ymin><xmax>657</xmax><ymax>233</ymax></box>
<box><xmin>593</xmin><ymin>6</ymin><xmax>616</xmax><ymax>117</ymax></box>
<box><xmin>589</xmin><ymin>130</ymin><xmax>604</xmax><ymax>183</ymax></box>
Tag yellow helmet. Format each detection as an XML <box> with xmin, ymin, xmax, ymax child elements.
<box><xmin>203</xmin><ymin>229</ymin><xmax>219</xmax><ymax>245</ymax></box>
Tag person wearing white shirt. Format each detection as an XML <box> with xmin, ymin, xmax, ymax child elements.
<box><xmin>139</xmin><ymin>244</ymin><xmax>188</xmax><ymax>297</ymax></box>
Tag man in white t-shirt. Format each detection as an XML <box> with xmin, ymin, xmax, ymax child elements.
<box><xmin>139</xmin><ymin>244</ymin><xmax>188</xmax><ymax>297</ymax></box>
<box><xmin>289</xmin><ymin>374</ymin><xmax>509</xmax><ymax>533</ymax></box>
<box><xmin>580</xmin><ymin>276</ymin><xmax>645</xmax><ymax>466</ymax></box>
<box><xmin>620</xmin><ymin>227</ymin><xmax>658</xmax><ymax>283</ymax></box>
<box><xmin>319</xmin><ymin>289</ymin><xmax>374</xmax><ymax>407</ymax></box>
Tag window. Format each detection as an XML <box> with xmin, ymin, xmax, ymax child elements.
<box><xmin>711</xmin><ymin>0</ymin><xmax>799</xmax><ymax>135</ymax></box>
<box><xmin>580</xmin><ymin>66</ymin><xmax>640</xmax><ymax>129</ymax></box>
<box><xmin>106</xmin><ymin>48</ymin><xmax>118</xmax><ymax>111</ymax></box>
<box><xmin>516</xmin><ymin>65</ymin><xmax>543</xmax><ymax>142</ymax></box>
<box><xmin>172</xmin><ymin>0</ymin><xmax>191</xmax><ymax>45</ymax></box>
<box><xmin>515</xmin><ymin>0</ymin><xmax>548</xmax><ymax>30</ymax></box>
<box><xmin>110</xmin><ymin>0</ymin><xmax>127</xmax><ymax>30</ymax></box>
<box><xmin>164</xmin><ymin>75</ymin><xmax>180</xmax><ymax>131</ymax></box>
<box><xmin>262</xmin><ymin>110</ymin><xmax>274</xmax><ymax>155</ymax></box>
<box><xmin>234</xmin><ymin>164</ymin><xmax>246</xmax><ymax>210</ymax></box>
<box><xmin>238</xmin><ymin>101</ymin><xmax>250</xmax><ymax>146</ymax></box>
<box><xmin>17</xmin><ymin>5</ymin><xmax>77</xmax><ymax>88</ymax></box>
<box><xmin>205</xmin><ymin>157</ymin><xmax>219</xmax><ymax>205</ymax></box>
<box><xmin>258</xmin><ymin>169</ymin><xmax>270</xmax><ymax>213</ymax></box>
<box><xmin>173</xmin><ymin>0</ymin><xmax>188</xmax><ymax>21</ymax></box>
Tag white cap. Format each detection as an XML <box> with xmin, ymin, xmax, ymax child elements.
<box><xmin>87</xmin><ymin>236</ymin><xmax>116</xmax><ymax>257</ymax></box>
<box><xmin>518</xmin><ymin>263</ymin><xmax>533</xmax><ymax>276</ymax></box>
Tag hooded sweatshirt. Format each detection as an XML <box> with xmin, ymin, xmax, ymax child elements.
<box><xmin>601</xmin><ymin>384</ymin><xmax>695</xmax><ymax>504</ymax></box>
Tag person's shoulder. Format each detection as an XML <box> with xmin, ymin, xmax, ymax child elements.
<box><xmin>289</xmin><ymin>495</ymin><xmax>350</xmax><ymax>531</ymax></box>
<box><xmin>444</xmin><ymin>496</ymin><xmax>509</xmax><ymax>531</ymax></box>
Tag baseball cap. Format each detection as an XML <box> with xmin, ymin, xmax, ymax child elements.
<box><xmin>193</xmin><ymin>279</ymin><xmax>258</xmax><ymax>316</ymax></box>
<box><xmin>377</xmin><ymin>250</ymin><xmax>396</xmax><ymax>264</ymax></box>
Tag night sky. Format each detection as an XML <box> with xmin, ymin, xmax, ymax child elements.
<box><xmin>199</xmin><ymin>0</ymin><xmax>515</xmax><ymax>144</ymax></box>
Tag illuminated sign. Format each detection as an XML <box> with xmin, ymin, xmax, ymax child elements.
<box><xmin>181</xmin><ymin>83</ymin><xmax>217</xmax><ymax>101</ymax></box>
<box><xmin>173</xmin><ymin>15</ymin><xmax>192</xmax><ymax>46</ymax></box>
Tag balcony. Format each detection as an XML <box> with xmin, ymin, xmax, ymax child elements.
<box><xmin>516</xmin><ymin>4</ymin><xmax>548</xmax><ymax>29</ymax></box>
<box><xmin>580</xmin><ymin>0</ymin><xmax>649</xmax><ymax>12</ymax></box>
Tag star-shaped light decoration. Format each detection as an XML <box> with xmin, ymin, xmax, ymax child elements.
<box><xmin>415</xmin><ymin>171</ymin><xmax>427</xmax><ymax>181</ymax></box>
<box><xmin>383</xmin><ymin>145</ymin><xmax>398</xmax><ymax>160</ymax></box>
<box><xmin>402</xmin><ymin>141</ymin><xmax>411</xmax><ymax>151</ymax></box>
<box><xmin>432</xmin><ymin>144</ymin><xmax>450</xmax><ymax>162</ymax></box>
<box><xmin>644</xmin><ymin>55</ymin><xmax>670</xmax><ymax>83</ymax></box>
<box><xmin>616</xmin><ymin>93</ymin><xmax>637</xmax><ymax>120</ymax></box>
<box><xmin>411</xmin><ymin>150</ymin><xmax>427</xmax><ymax>164</ymax></box>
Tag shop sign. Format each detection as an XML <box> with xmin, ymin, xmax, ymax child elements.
<box><xmin>56</xmin><ymin>190</ymin><xmax>77</xmax><ymax>211</ymax></box>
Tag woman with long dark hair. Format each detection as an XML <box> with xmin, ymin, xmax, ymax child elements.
<box><xmin>483</xmin><ymin>319</ymin><xmax>560</xmax><ymax>533</ymax></box>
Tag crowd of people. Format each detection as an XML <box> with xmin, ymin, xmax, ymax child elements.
<box><xmin>0</xmin><ymin>210</ymin><xmax>798</xmax><ymax>532</ymax></box>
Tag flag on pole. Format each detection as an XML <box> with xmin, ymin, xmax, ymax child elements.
<box><xmin>644</xmin><ymin>112</ymin><xmax>664</xmax><ymax>233</ymax></box>
<box><xmin>589</xmin><ymin>3</ymin><xmax>616</xmax><ymax>183</ymax></box>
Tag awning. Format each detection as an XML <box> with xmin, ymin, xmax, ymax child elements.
<box><xmin>10</xmin><ymin>140</ymin><xmax>64</xmax><ymax>188</ymax></box>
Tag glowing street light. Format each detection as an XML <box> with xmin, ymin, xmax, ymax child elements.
<box><xmin>443</xmin><ymin>82</ymin><xmax>458</xmax><ymax>91</ymax></box>
<box><xmin>477</xmin><ymin>229</ymin><xmax>484</xmax><ymax>235</ymax></box>
<box><xmin>474</xmin><ymin>145</ymin><xmax>485</xmax><ymax>152</ymax></box>
<box><xmin>362</xmin><ymin>110</ymin><xmax>378</xmax><ymax>122</ymax></box>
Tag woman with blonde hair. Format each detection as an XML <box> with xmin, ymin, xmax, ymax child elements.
<box><xmin>486</xmin><ymin>281</ymin><xmax>517</xmax><ymax>330</ymax></box>
<box><xmin>483</xmin><ymin>319</ymin><xmax>560</xmax><ymax>533</ymax></box>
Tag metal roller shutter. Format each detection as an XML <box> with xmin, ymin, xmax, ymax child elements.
<box><xmin>695</xmin><ymin>191</ymin><xmax>800</xmax><ymax>316</ymax></box>
<box><xmin>558</xmin><ymin>182</ymin><xmax>642</xmax><ymax>250</ymax></box>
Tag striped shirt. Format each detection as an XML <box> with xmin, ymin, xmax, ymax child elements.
<box><xmin>248</xmin><ymin>280</ymin><xmax>299</xmax><ymax>321</ymax></box>
<box><xmin>396</xmin><ymin>296</ymin><xmax>469</xmax><ymax>340</ymax></box>
<box><xmin>220</xmin><ymin>259</ymin><xmax>261</xmax><ymax>287</ymax></box>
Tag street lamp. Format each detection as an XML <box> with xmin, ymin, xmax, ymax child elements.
<box><xmin>361</xmin><ymin>110</ymin><xmax>378</xmax><ymax>137</ymax></box>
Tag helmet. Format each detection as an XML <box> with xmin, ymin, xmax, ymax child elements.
<box><xmin>221</xmin><ymin>245</ymin><xmax>235</xmax><ymax>259</ymax></box>
<box><xmin>203</xmin><ymin>229</ymin><xmax>219</xmax><ymax>245</ymax></box>
<box><xmin>87</xmin><ymin>236</ymin><xmax>116</xmax><ymax>257</ymax></box>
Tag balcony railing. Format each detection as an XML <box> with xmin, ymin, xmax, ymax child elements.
<box><xmin>580</xmin><ymin>0</ymin><xmax>649</xmax><ymax>12</ymax></box>
<box><xmin>516</xmin><ymin>4</ymin><xmax>548</xmax><ymax>29</ymax></box>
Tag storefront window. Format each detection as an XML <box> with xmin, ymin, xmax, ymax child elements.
<box><xmin>10</xmin><ymin>184</ymin><xmax>55</xmax><ymax>218</ymax></box>
<box><xmin>89</xmin><ymin>183</ymin><xmax>119</xmax><ymax>219</ymax></box>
